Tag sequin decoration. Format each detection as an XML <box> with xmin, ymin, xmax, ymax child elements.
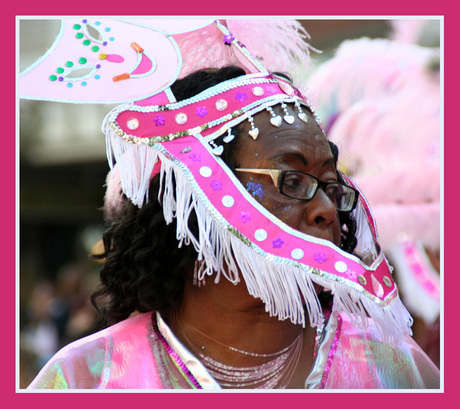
<box><xmin>210</xmin><ymin>179</ymin><xmax>223</xmax><ymax>191</ymax></box>
<box><xmin>371</xmin><ymin>274</ymin><xmax>384</xmax><ymax>298</ymax></box>
<box><xmin>346</xmin><ymin>269</ymin><xmax>357</xmax><ymax>281</ymax></box>
<box><xmin>254</xmin><ymin>229</ymin><xmax>268</xmax><ymax>241</ymax></box>
<box><xmin>189</xmin><ymin>153</ymin><xmax>202</xmax><ymax>162</ymax></box>
<box><xmin>382</xmin><ymin>276</ymin><xmax>392</xmax><ymax>288</ymax></box>
<box><xmin>291</xmin><ymin>248</ymin><xmax>304</xmax><ymax>260</ymax></box>
<box><xmin>277</xmin><ymin>81</ymin><xmax>295</xmax><ymax>96</ymax></box>
<box><xmin>358</xmin><ymin>275</ymin><xmax>367</xmax><ymax>286</ymax></box>
<box><xmin>239</xmin><ymin>211</ymin><xmax>251</xmax><ymax>223</ymax></box>
<box><xmin>235</xmin><ymin>92</ymin><xmax>248</xmax><ymax>102</ymax></box>
<box><xmin>196</xmin><ymin>106</ymin><xmax>208</xmax><ymax>118</ymax></box>
<box><xmin>199</xmin><ymin>166</ymin><xmax>212</xmax><ymax>177</ymax></box>
<box><xmin>334</xmin><ymin>261</ymin><xmax>348</xmax><ymax>273</ymax></box>
<box><xmin>153</xmin><ymin>114</ymin><xmax>166</xmax><ymax>127</ymax></box>
<box><xmin>272</xmin><ymin>238</ymin><xmax>284</xmax><ymax>249</ymax></box>
<box><xmin>313</xmin><ymin>252</ymin><xmax>327</xmax><ymax>264</ymax></box>
<box><xmin>222</xmin><ymin>195</ymin><xmax>235</xmax><ymax>208</ymax></box>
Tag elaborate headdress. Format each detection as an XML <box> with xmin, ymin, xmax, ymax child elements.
<box><xmin>20</xmin><ymin>18</ymin><xmax>412</xmax><ymax>342</ymax></box>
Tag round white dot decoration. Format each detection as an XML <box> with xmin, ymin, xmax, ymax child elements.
<box><xmin>291</xmin><ymin>249</ymin><xmax>304</xmax><ymax>260</ymax></box>
<box><xmin>222</xmin><ymin>195</ymin><xmax>235</xmax><ymax>208</ymax></box>
<box><xmin>334</xmin><ymin>261</ymin><xmax>348</xmax><ymax>273</ymax></box>
<box><xmin>254</xmin><ymin>229</ymin><xmax>268</xmax><ymax>241</ymax></box>
<box><xmin>199</xmin><ymin>166</ymin><xmax>212</xmax><ymax>177</ymax></box>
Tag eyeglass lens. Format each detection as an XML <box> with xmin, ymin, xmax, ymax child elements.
<box><xmin>280</xmin><ymin>171</ymin><xmax>355</xmax><ymax>211</ymax></box>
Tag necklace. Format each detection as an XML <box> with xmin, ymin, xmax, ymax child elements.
<box><xmin>181</xmin><ymin>323</ymin><xmax>304</xmax><ymax>389</ymax></box>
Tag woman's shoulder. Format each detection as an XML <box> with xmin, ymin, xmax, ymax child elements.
<box><xmin>333</xmin><ymin>311</ymin><xmax>440</xmax><ymax>389</ymax></box>
<box><xmin>27</xmin><ymin>312</ymin><xmax>154</xmax><ymax>389</ymax></box>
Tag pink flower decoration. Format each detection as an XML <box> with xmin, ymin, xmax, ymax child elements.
<box><xmin>189</xmin><ymin>153</ymin><xmax>202</xmax><ymax>162</ymax></box>
<box><xmin>153</xmin><ymin>114</ymin><xmax>166</xmax><ymax>126</ymax></box>
<box><xmin>239</xmin><ymin>211</ymin><xmax>251</xmax><ymax>223</ymax></box>
<box><xmin>272</xmin><ymin>238</ymin><xmax>284</xmax><ymax>249</ymax></box>
<box><xmin>210</xmin><ymin>179</ymin><xmax>222</xmax><ymax>191</ymax></box>
<box><xmin>235</xmin><ymin>92</ymin><xmax>248</xmax><ymax>102</ymax></box>
<box><xmin>265</xmin><ymin>84</ymin><xmax>279</xmax><ymax>94</ymax></box>
<box><xmin>196</xmin><ymin>106</ymin><xmax>208</xmax><ymax>118</ymax></box>
<box><xmin>314</xmin><ymin>252</ymin><xmax>327</xmax><ymax>264</ymax></box>
<box><xmin>223</xmin><ymin>33</ymin><xmax>235</xmax><ymax>44</ymax></box>
<box><xmin>346</xmin><ymin>270</ymin><xmax>358</xmax><ymax>281</ymax></box>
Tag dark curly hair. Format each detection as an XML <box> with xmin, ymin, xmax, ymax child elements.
<box><xmin>91</xmin><ymin>66</ymin><xmax>357</xmax><ymax>328</ymax></box>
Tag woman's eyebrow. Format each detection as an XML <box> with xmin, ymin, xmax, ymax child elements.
<box><xmin>269</xmin><ymin>153</ymin><xmax>308</xmax><ymax>166</ymax></box>
<box><xmin>322</xmin><ymin>156</ymin><xmax>336</xmax><ymax>168</ymax></box>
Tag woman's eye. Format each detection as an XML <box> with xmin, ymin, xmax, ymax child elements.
<box><xmin>283</xmin><ymin>174</ymin><xmax>302</xmax><ymax>188</ymax></box>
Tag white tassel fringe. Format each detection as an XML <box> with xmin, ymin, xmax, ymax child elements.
<box><xmin>105</xmin><ymin>125</ymin><xmax>413</xmax><ymax>343</ymax></box>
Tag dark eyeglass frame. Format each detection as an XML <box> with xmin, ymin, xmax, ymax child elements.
<box><xmin>235</xmin><ymin>168</ymin><xmax>359</xmax><ymax>212</ymax></box>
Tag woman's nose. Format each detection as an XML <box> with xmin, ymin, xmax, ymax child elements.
<box><xmin>305</xmin><ymin>188</ymin><xmax>338</xmax><ymax>226</ymax></box>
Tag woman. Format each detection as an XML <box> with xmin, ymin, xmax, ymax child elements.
<box><xmin>22</xmin><ymin>19</ymin><xmax>439</xmax><ymax>389</ymax></box>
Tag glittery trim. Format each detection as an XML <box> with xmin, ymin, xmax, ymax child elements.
<box><xmin>151</xmin><ymin>313</ymin><xmax>203</xmax><ymax>389</ymax></box>
<box><xmin>318</xmin><ymin>313</ymin><xmax>343</xmax><ymax>389</ymax></box>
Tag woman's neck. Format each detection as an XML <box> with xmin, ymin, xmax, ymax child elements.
<box><xmin>166</xmin><ymin>276</ymin><xmax>319</xmax><ymax>388</ymax></box>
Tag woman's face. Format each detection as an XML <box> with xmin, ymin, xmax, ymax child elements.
<box><xmin>233</xmin><ymin>103</ymin><xmax>341</xmax><ymax>247</ymax></box>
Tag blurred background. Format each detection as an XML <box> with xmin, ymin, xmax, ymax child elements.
<box><xmin>18</xmin><ymin>18</ymin><xmax>442</xmax><ymax>388</ymax></box>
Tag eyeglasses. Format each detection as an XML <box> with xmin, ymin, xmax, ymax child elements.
<box><xmin>235</xmin><ymin>168</ymin><xmax>359</xmax><ymax>212</ymax></box>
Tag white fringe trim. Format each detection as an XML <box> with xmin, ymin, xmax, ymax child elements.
<box><xmin>105</xmin><ymin>125</ymin><xmax>413</xmax><ymax>343</ymax></box>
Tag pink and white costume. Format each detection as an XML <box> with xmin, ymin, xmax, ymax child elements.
<box><xmin>28</xmin><ymin>311</ymin><xmax>439</xmax><ymax>389</ymax></box>
<box><xmin>20</xmin><ymin>18</ymin><xmax>440</xmax><ymax>390</ymax></box>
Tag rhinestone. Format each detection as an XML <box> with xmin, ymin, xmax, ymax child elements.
<box><xmin>382</xmin><ymin>276</ymin><xmax>393</xmax><ymax>287</ymax></box>
<box><xmin>181</xmin><ymin>147</ymin><xmax>192</xmax><ymax>154</ymax></box>
<box><xmin>222</xmin><ymin>195</ymin><xmax>235</xmax><ymax>208</ymax></box>
<box><xmin>291</xmin><ymin>248</ymin><xmax>304</xmax><ymax>260</ymax></box>
<box><xmin>254</xmin><ymin>229</ymin><xmax>268</xmax><ymax>241</ymax></box>
<box><xmin>199</xmin><ymin>166</ymin><xmax>212</xmax><ymax>178</ymax></box>
<box><xmin>334</xmin><ymin>261</ymin><xmax>348</xmax><ymax>273</ymax></box>
<box><xmin>175</xmin><ymin>113</ymin><xmax>188</xmax><ymax>125</ymax></box>
<box><xmin>215</xmin><ymin>99</ymin><xmax>228</xmax><ymax>111</ymax></box>
<box><xmin>252</xmin><ymin>86</ymin><xmax>264</xmax><ymax>96</ymax></box>
<box><xmin>358</xmin><ymin>275</ymin><xmax>367</xmax><ymax>286</ymax></box>
<box><xmin>127</xmin><ymin>117</ymin><xmax>140</xmax><ymax>130</ymax></box>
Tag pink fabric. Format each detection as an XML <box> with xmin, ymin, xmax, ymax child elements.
<box><xmin>320</xmin><ymin>313</ymin><xmax>440</xmax><ymax>389</ymax></box>
<box><xmin>27</xmin><ymin>311</ymin><xmax>440</xmax><ymax>389</ymax></box>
